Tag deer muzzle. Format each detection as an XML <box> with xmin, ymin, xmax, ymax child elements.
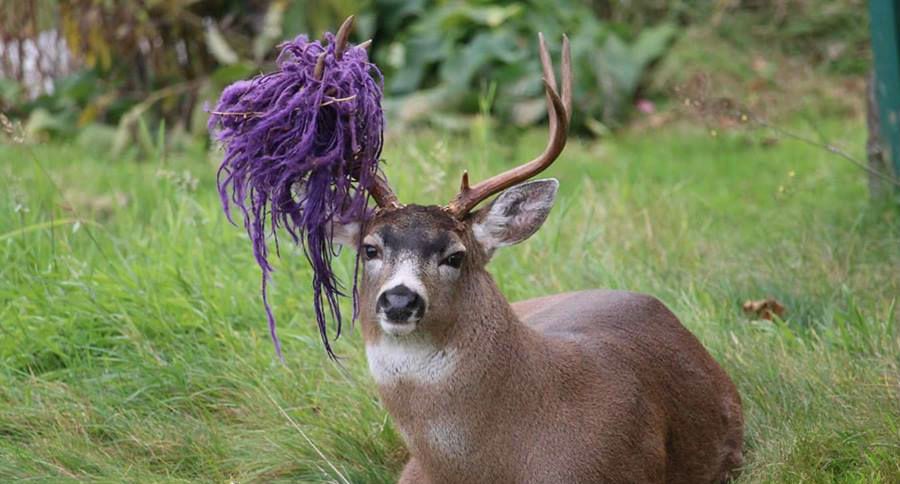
<box><xmin>376</xmin><ymin>285</ymin><xmax>426</xmax><ymax>334</ymax></box>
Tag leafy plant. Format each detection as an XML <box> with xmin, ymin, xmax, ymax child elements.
<box><xmin>2</xmin><ymin>0</ymin><xmax>869</xmax><ymax>144</ymax></box>
<box><xmin>3</xmin><ymin>1</ymin><xmax>288</xmax><ymax>154</ymax></box>
<box><xmin>368</xmin><ymin>0</ymin><xmax>676</xmax><ymax>132</ymax></box>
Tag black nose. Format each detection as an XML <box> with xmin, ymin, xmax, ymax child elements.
<box><xmin>377</xmin><ymin>285</ymin><xmax>425</xmax><ymax>322</ymax></box>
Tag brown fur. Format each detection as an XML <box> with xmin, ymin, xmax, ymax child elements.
<box><xmin>356</xmin><ymin>206</ymin><xmax>743</xmax><ymax>484</ymax></box>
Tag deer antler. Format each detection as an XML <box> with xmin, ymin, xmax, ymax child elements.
<box><xmin>340</xmin><ymin>16</ymin><xmax>400</xmax><ymax>210</ymax></box>
<box><xmin>370</xmin><ymin>174</ymin><xmax>401</xmax><ymax>210</ymax></box>
<box><xmin>334</xmin><ymin>15</ymin><xmax>355</xmax><ymax>60</ymax></box>
<box><xmin>313</xmin><ymin>15</ymin><xmax>401</xmax><ymax>210</ymax></box>
<box><xmin>446</xmin><ymin>33</ymin><xmax>572</xmax><ymax>218</ymax></box>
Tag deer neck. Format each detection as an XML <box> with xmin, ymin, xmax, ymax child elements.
<box><xmin>365</xmin><ymin>268</ymin><xmax>532</xmax><ymax>389</ymax></box>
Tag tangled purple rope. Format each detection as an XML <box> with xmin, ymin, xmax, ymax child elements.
<box><xmin>208</xmin><ymin>31</ymin><xmax>384</xmax><ymax>359</ymax></box>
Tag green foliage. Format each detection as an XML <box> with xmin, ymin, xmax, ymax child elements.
<box><xmin>3</xmin><ymin>0</ymin><xmax>283</xmax><ymax>155</ymax></box>
<box><xmin>371</xmin><ymin>0</ymin><xmax>676</xmax><ymax>131</ymax></box>
<box><xmin>1</xmin><ymin>112</ymin><xmax>899</xmax><ymax>481</ymax></box>
<box><xmin>709</xmin><ymin>0</ymin><xmax>871</xmax><ymax>76</ymax></box>
<box><xmin>2</xmin><ymin>0</ymin><xmax>680</xmax><ymax>141</ymax></box>
<box><xmin>0</xmin><ymin>0</ymin><xmax>875</xmax><ymax>144</ymax></box>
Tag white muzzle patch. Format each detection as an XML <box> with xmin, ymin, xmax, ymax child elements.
<box><xmin>378</xmin><ymin>316</ymin><xmax>418</xmax><ymax>336</ymax></box>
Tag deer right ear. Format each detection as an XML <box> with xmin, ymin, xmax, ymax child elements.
<box><xmin>330</xmin><ymin>221</ymin><xmax>361</xmax><ymax>247</ymax></box>
<box><xmin>470</xmin><ymin>178</ymin><xmax>559</xmax><ymax>257</ymax></box>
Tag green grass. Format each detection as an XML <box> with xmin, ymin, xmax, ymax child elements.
<box><xmin>1</xmin><ymin>115</ymin><xmax>899</xmax><ymax>482</ymax></box>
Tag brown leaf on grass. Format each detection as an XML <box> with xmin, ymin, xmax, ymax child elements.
<box><xmin>742</xmin><ymin>298</ymin><xmax>786</xmax><ymax>320</ymax></box>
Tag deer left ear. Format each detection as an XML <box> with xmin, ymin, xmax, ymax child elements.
<box><xmin>330</xmin><ymin>221</ymin><xmax>361</xmax><ymax>247</ymax></box>
<box><xmin>470</xmin><ymin>178</ymin><xmax>559</xmax><ymax>256</ymax></box>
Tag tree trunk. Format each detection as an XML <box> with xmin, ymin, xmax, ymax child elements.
<box><xmin>866</xmin><ymin>70</ymin><xmax>896</xmax><ymax>200</ymax></box>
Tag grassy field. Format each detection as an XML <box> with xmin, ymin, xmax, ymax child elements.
<box><xmin>1</xmin><ymin>112</ymin><xmax>899</xmax><ymax>482</ymax></box>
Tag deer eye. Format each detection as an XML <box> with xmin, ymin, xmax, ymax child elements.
<box><xmin>363</xmin><ymin>244</ymin><xmax>380</xmax><ymax>260</ymax></box>
<box><xmin>441</xmin><ymin>251</ymin><xmax>465</xmax><ymax>269</ymax></box>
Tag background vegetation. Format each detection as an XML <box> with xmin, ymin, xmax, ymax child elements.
<box><xmin>2</xmin><ymin>0</ymin><xmax>898</xmax><ymax>482</ymax></box>
<box><xmin>1</xmin><ymin>0</ymin><xmax>872</xmax><ymax>145</ymax></box>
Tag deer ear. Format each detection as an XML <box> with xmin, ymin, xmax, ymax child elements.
<box><xmin>330</xmin><ymin>221</ymin><xmax>361</xmax><ymax>247</ymax></box>
<box><xmin>470</xmin><ymin>178</ymin><xmax>558</xmax><ymax>256</ymax></box>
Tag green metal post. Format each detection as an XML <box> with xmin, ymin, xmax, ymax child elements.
<box><xmin>869</xmin><ymin>0</ymin><xmax>900</xmax><ymax>177</ymax></box>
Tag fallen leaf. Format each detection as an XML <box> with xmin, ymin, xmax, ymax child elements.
<box><xmin>742</xmin><ymin>298</ymin><xmax>785</xmax><ymax>320</ymax></box>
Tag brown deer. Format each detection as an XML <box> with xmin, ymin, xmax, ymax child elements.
<box><xmin>331</xmin><ymin>33</ymin><xmax>744</xmax><ymax>484</ymax></box>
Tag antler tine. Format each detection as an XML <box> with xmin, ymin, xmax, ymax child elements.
<box><xmin>561</xmin><ymin>34</ymin><xmax>573</xmax><ymax>121</ymax></box>
<box><xmin>313</xmin><ymin>52</ymin><xmax>326</xmax><ymax>80</ymax></box>
<box><xmin>334</xmin><ymin>15</ymin><xmax>355</xmax><ymax>60</ymax></box>
<box><xmin>537</xmin><ymin>33</ymin><xmax>559</xmax><ymax>136</ymax></box>
<box><xmin>313</xmin><ymin>15</ymin><xmax>355</xmax><ymax>81</ymax></box>
<box><xmin>446</xmin><ymin>34</ymin><xmax>572</xmax><ymax>217</ymax></box>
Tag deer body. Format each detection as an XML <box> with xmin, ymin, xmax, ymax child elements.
<box><xmin>363</xmin><ymin>269</ymin><xmax>742</xmax><ymax>483</ymax></box>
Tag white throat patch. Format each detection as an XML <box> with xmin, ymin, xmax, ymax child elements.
<box><xmin>365</xmin><ymin>336</ymin><xmax>457</xmax><ymax>386</ymax></box>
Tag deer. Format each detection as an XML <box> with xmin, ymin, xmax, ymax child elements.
<box><xmin>327</xmin><ymin>33</ymin><xmax>744</xmax><ymax>484</ymax></box>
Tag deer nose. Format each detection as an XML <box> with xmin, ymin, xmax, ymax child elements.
<box><xmin>377</xmin><ymin>285</ymin><xmax>425</xmax><ymax>322</ymax></box>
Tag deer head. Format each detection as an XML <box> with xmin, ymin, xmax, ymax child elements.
<box><xmin>333</xmin><ymin>34</ymin><xmax>572</xmax><ymax>345</ymax></box>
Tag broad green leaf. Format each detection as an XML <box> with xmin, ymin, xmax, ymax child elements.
<box><xmin>631</xmin><ymin>23</ymin><xmax>677</xmax><ymax>67</ymax></box>
<box><xmin>205</xmin><ymin>21</ymin><xmax>239</xmax><ymax>65</ymax></box>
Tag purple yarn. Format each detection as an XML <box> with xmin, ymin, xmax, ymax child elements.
<box><xmin>208</xmin><ymin>33</ymin><xmax>384</xmax><ymax>359</ymax></box>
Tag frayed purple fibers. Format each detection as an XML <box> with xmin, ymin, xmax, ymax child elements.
<box><xmin>208</xmin><ymin>32</ymin><xmax>384</xmax><ymax>359</ymax></box>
